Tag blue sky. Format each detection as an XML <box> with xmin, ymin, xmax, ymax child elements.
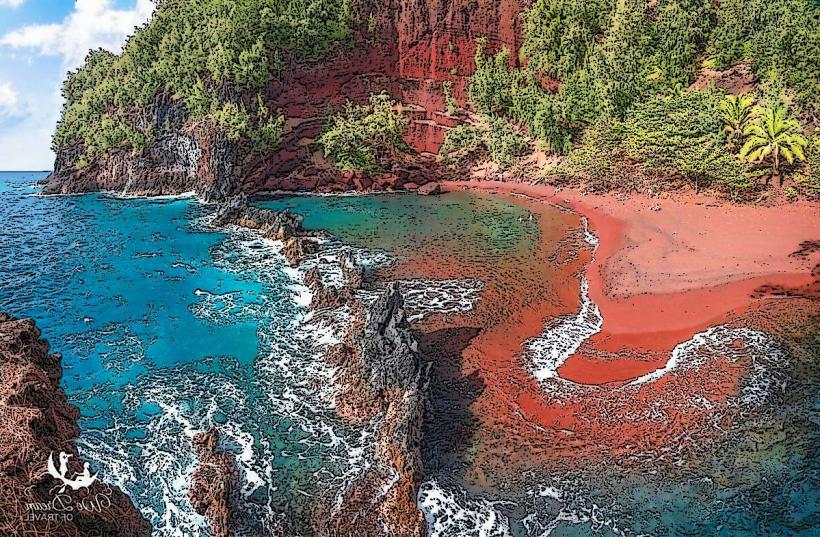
<box><xmin>0</xmin><ymin>1</ymin><xmax>154</xmax><ymax>170</ymax></box>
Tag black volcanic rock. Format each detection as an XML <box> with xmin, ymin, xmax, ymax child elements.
<box><xmin>212</xmin><ymin>193</ymin><xmax>303</xmax><ymax>240</ymax></box>
<box><xmin>356</xmin><ymin>282</ymin><xmax>421</xmax><ymax>392</ymax></box>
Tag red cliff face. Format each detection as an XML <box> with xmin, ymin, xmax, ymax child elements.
<box><xmin>45</xmin><ymin>0</ymin><xmax>529</xmax><ymax>198</ymax></box>
<box><xmin>0</xmin><ymin>313</ymin><xmax>151</xmax><ymax>537</ymax></box>
<box><xmin>393</xmin><ymin>0</ymin><xmax>527</xmax><ymax>151</ymax></box>
<box><xmin>247</xmin><ymin>0</ymin><xmax>528</xmax><ymax>190</ymax></box>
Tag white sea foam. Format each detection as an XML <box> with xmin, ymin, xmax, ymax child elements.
<box><xmin>629</xmin><ymin>325</ymin><xmax>787</xmax><ymax>406</ymax></box>
<box><xmin>418</xmin><ymin>480</ymin><xmax>513</xmax><ymax>537</ymax></box>
<box><xmin>581</xmin><ymin>216</ymin><xmax>599</xmax><ymax>251</ymax></box>
<box><xmin>520</xmin><ymin>481</ymin><xmax>630</xmax><ymax>537</ymax></box>
<box><xmin>526</xmin><ymin>278</ymin><xmax>603</xmax><ymax>382</ymax></box>
<box><xmin>75</xmin><ymin>217</ymin><xmax>380</xmax><ymax>536</ymax></box>
<box><xmin>526</xmin><ymin>213</ymin><xmax>787</xmax><ymax>408</ymax></box>
<box><xmin>525</xmin><ymin>215</ymin><xmax>603</xmax><ymax>385</ymax></box>
<box><xmin>104</xmin><ymin>191</ymin><xmax>198</xmax><ymax>201</ymax></box>
<box><xmin>356</xmin><ymin>278</ymin><xmax>484</xmax><ymax>323</ymax></box>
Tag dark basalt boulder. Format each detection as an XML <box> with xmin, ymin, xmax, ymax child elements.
<box><xmin>356</xmin><ymin>282</ymin><xmax>421</xmax><ymax>392</ymax></box>
<box><xmin>316</xmin><ymin>282</ymin><xmax>428</xmax><ymax>537</ymax></box>
<box><xmin>417</xmin><ymin>181</ymin><xmax>441</xmax><ymax>195</ymax></box>
<box><xmin>212</xmin><ymin>193</ymin><xmax>303</xmax><ymax>240</ymax></box>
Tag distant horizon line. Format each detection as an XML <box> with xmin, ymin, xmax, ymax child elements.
<box><xmin>0</xmin><ymin>170</ymin><xmax>52</xmax><ymax>173</ymax></box>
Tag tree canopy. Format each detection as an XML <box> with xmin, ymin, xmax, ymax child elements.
<box><xmin>54</xmin><ymin>0</ymin><xmax>354</xmax><ymax>167</ymax></box>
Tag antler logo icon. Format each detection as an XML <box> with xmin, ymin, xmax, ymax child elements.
<box><xmin>47</xmin><ymin>452</ymin><xmax>98</xmax><ymax>493</ymax></box>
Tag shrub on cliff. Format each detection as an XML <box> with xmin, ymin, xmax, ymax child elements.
<box><xmin>440</xmin><ymin>116</ymin><xmax>528</xmax><ymax>169</ymax></box>
<box><xmin>468</xmin><ymin>0</ymin><xmax>818</xmax><ymax>194</ymax></box>
<box><xmin>318</xmin><ymin>93</ymin><xmax>408</xmax><ymax>173</ymax></box>
<box><xmin>468</xmin><ymin>46</ymin><xmax>575</xmax><ymax>155</ymax></box>
<box><xmin>468</xmin><ymin>39</ymin><xmax>515</xmax><ymax>115</ymax></box>
<box><xmin>793</xmin><ymin>136</ymin><xmax>820</xmax><ymax>200</ymax></box>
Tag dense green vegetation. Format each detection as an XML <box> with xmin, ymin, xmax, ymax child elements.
<box><xmin>317</xmin><ymin>92</ymin><xmax>408</xmax><ymax>172</ymax></box>
<box><xmin>440</xmin><ymin>116</ymin><xmax>528</xmax><ymax>169</ymax></box>
<box><xmin>54</xmin><ymin>0</ymin><xmax>354</xmax><ymax>167</ymax></box>
<box><xmin>459</xmin><ymin>0</ymin><xmax>819</xmax><ymax>198</ymax></box>
<box><xmin>551</xmin><ymin>92</ymin><xmax>749</xmax><ymax>194</ymax></box>
<box><xmin>709</xmin><ymin>0</ymin><xmax>820</xmax><ymax>117</ymax></box>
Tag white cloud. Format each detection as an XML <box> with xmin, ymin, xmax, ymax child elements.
<box><xmin>0</xmin><ymin>0</ymin><xmax>155</xmax><ymax>68</ymax></box>
<box><xmin>0</xmin><ymin>80</ymin><xmax>19</xmax><ymax>119</ymax></box>
<box><xmin>0</xmin><ymin>1</ymin><xmax>156</xmax><ymax>169</ymax></box>
<box><xmin>0</xmin><ymin>0</ymin><xmax>25</xmax><ymax>9</ymax></box>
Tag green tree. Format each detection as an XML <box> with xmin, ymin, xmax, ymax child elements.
<box><xmin>439</xmin><ymin>117</ymin><xmax>528</xmax><ymax>169</ymax></box>
<box><xmin>591</xmin><ymin>0</ymin><xmax>653</xmax><ymax>119</ymax></box>
<box><xmin>719</xmin><ymin>93</ymin><xmax>756</xmax><ymax>148</ymax></box>
<box><xmin>468</xmin><ymin>39</ymin><xmax>514</xmax><ymax>114</ymax></box>
<box><xmin>740</xmin><ymin>105</ymin><xmax>809</xmax><ymax>184</ymax></box>
<box><xmin>318</xmin><ymin>92</ymin><xmax>408</xmax><ymax>172</ymax></box>
<box><xmin>522</xmin><ymin>0</ymin><xmax>613</xmax><ymax>81</ymax></box>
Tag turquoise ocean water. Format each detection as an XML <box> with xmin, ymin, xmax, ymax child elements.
<box><xmin>0</xmin><ymin>171</ymin><xmax>535</xmax><ymax>535</ymax></box>
<box><xmin>1</xmin><ymin>171</ymin><xmax>816</xmax><ymax>536</ymax></box>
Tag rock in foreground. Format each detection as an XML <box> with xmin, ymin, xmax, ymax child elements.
<box><xmin>188</xmin><ymin>428</ymin><xmax>239</xmax><ymax>537</ymax></box>
<box><xmin>0</xmin><ymin>313</ymin><xmax>151</xmax><ymax>537</ymax></box>
<box><xmin>315</xmin><ymin>283</ymin><xmax>428</xmax><ymax>537</ymax></box>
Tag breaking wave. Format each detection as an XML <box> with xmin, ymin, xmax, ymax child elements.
<box><xmin>418</xmin><ymin>480</ymin><xmax>513</xmax><ymax>537</ymax></box>
<box><xmin>630</xmin><ymin>325</ymin><xmax>787</xmax><ymax>406</ymax></box>
<box><xmin>72</xmin><ymin>207</ymin><xmax>487</xmax><ymax>536</ymax></box>
<box><xmin>526</xmin><ymin>277</ymin><xmax>603</xmax><ymax>382</ymax></box>
<box><xmin>526</xmin><ymin>216</ymin><xmax>603</xmax><ymax>384</ymax></box>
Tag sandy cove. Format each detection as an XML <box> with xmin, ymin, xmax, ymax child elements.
<box><xmin>443</xmin><ymin>180</ymin><xmax>820</xmax><ymax>385</ymax></box>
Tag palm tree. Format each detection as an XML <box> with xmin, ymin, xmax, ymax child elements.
<box><xmin>719</xmin><ymin>93</ymin><xmax>755</xmax><ymax>148</ymax></box>
<box><xmin>740</xmin><ymin>105</ymin><xmax>808</xmax><ymax>186</ymax></box>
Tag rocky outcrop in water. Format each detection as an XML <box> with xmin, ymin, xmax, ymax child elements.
<box><xmin>188</xmin><ymin>428</ymin><xmax>239</xmax><ymax>537</ymax></box>
<box><xmin>211</xmin><ymin>193</ymin><xmax>324</xmax><ymax>267</ymax></box>
<box><xmin>304</xmin><ymin>267</ymin><xmax>356</xmax><ymax>311</ymax></box>
<box><xmin>212</xmin><ymin>193</ymin><xmax>303</xmax><ymax>239</ymax></box>
<box><xmin>282</xmin><ymin>236</ymin><xmax>320</xmax><ymax>267</ymax></box>
<box><xmin>418</xmin><ymin>181</ymin><xmax>442</xmax><ymax>195</ymax></box>
<box><xmin>341</xmin><ymin>254</ymin><xmax>365</xmax><ymax>289</ymax></box>
<box><xmin>356</xmin><ymin>282</ymin><xmax>423</xmax><ymax>392</ymax></box>
<box><xmin>0</xmin><ymin>313</ymin><xmax>151</xmax><ymax>537</ymax></box>
<box><xmin>315</xmin><ymin>283</ymin><xmax>428</xmax><ymax>537</ymax></box>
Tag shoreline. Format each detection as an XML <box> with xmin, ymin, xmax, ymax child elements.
<box><xmin>443</xmin><ymin>180</ymin><xmax>819</xmax><ymax>384</ymax></box>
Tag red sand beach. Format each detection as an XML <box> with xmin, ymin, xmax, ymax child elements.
<box><xmin>444</xmin><ymin>180</ymin><xmax>820</xmax><ymax>385</ymax></box>
<box><xmin>394</xmin><ymin>180</ymin><xmax>820</xmax><ymax>480</ymax></box>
